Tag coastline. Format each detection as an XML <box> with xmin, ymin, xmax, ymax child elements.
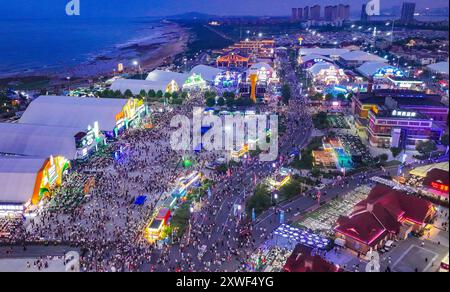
<box><xmin>0</xmin><ymin>21</ymin><xmax>190</xmax><ymax>90</ymax></box>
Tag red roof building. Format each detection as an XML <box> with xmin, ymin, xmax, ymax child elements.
<box><xmin>335</xmin><ymin>184</ymin><xmax>435</xmax><ymax>254</ymax></box>
<box><xmin>284</xmin><ymin>244</ymin><xmax>343</xmax><ymax>273</ymax></box>
<box><xmin>423</xmin><ymin>168</ymin><xmax>449</xmax><ymax>196</ymax></box>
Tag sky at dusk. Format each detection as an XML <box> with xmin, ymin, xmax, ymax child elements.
<box><xmin>0</xmin><ymin>0</ymin><xmax>448</xmax><ymax>18</ymax></box>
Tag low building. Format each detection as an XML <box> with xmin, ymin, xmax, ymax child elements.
<box><xmin>356</xmin><ymin>62</ymin><xmax>405</xmax><ymax>79</ymax></box>
<box><xmin>353</xmin><ymin>90</ymin><xmax>448</xmax><ymax>148</ymax></box>
<box><xmin>308</xmin><ymin>62</ymin><xmax>348</xmax><ymax>85</ymax></box>
<box><xmin>189</xmin><ymin>65</ymin><xmax>224</xmax><ymax>83</ymax></box>
<box><xmin>426</xmin><ymin>62</ymin><xmax>449</xmax><ymax>76</ymax></box>
<box><xmin>338</xmin><ymin>51</ymin><xmax>387</xmax><ymax>68</ymax></box>
<box><xmin>299</xmin><ymin>48</ymin><xmax>349</xmax><ymax>61</ymax></box>
<box><xmin>312</xmin><ymin>150</ymin><xmax>336</xmax><ymax>168</ymax></box>
<box><xmin>284</xmin><ymin>244</ymin><xmax>343</xmax><ymax>272</ymax></box>
<box><xmin>0</xmin><ymin>123</ymin><xmax>101</xmax><ymax>161</ymax></box>
<box><xmin>423</xmin><ymin>168</ymin><xmax>449</xmax><ymax>199</ymax></box>
<box><xmin>299</xmin><ymin>54</ymin><xmax>333</xmax><ymax>68</ymax></box>
<box><xmin>19</xmin><ymin>95</ymin><xmax>147</xmax><ymax>138</ymax></box>
<box><xmin>217</xmin><ymin>52</ymin><xmax>250</xmax><ymax>69</ymax></box>
<box><xmin>145</xmin><ymin>70</ymin><xmax>190</xmax><ymax>92</ymax></box>
<box><xmin>0</xmin><ymin>156</ymin><xmax>70</xmax><ymax>215</ymax></box>
<box><xmin>335</xmin><ymin>184</ymin><xmax>436</xmax><ymax>254</ymax></box>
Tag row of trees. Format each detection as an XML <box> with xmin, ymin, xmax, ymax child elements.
<box><xmin>97</xmin><ymin>88</ymin><xmax>188</xmax><ymax>104</ymax></box>
<box><xmin>204</xmin><ymin>90</ymin><xmax>255</xmax><ymax>108</ymax></box>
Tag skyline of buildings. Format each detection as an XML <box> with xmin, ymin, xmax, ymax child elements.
<box><xmin>291</xmin><ymin>3</ymin><xmax>350</xmax><ymax>22</ymax></box>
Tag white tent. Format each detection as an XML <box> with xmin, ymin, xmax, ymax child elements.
<box><xmin>308</xmin><ymin>62</ymin><xmax>340</xmax><ymax>76</ymax></box>
<box><xmin>110</xmin><ymin>79</ymin><xmax>168</xmax><ymax>94</ymax></box>
<box><xmin>339</xmin><ymin>51</ymin><xmax>387</xmax><ymax>63</ymax></box>
<box><xmin>0</xmin><ymin>156</ymin><xmax>45</xmax><ymax>204</ymax></box>
<box><xmin>189</xmin><ymin>65</ymin><xmax>224</xmax><ymax>83</ymax></box>
<box><xmin>356</xmin><ymin>62</ymin><xmax>399</xmax><ymax>78</ymax></box>
<box><xmin>0</xmin><ymin>123</ymin><xmax>78</xmax><ymax>160</ymax></box>
<box><xmin>19</xmin><ymin>95</ymin><xmax>128</xmax><ymax>132</ymax></box>
<box><xmin>299</xmin><ymin>48</ymin><xmax>349</xmax><ymax>57</ymax></box>
<box><xmin>146</xmin><ymin>70</ymin><xmax>189</xmax><ymax>88</ymax></box>
<box><xmin>301</xmin><ymin>54</ymin><xmax>333</xmax><ymax>64</ymax></box>
<box><xmin>427</xmin><ymin>62</ymin><xmax>449</xmax><ymax>76</ymax></box>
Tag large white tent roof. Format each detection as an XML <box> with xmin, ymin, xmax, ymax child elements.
<box><xmin>110</xmin><ymin>79</ymin><xmax>168</xmax><ymax>94</ymax></box>
<box><xmin>308</xmin><ymin>62</ymin><xmax>340</xmax><ymax>76</ymax></box>
<box><xmin>302</xmin><ymin>54</ymin><xmax>333</xmax><ymax>63</ymax></box>
<box><xmin>189</xmin><ymin>65</ymin><xmax>224</xmax><ymax>83</ymax></box>
<box><xmin>0</xmin><ymin>156</ymin><xmax>45</xmax><ymax>204</ymax></box>
<box><xmin>146</xmin><ymin>70</ymin><xmax>189</xmax><ymax>87</ymax></box>
<box><xmin>299</xmin><ymin>48</ymin><xmax>349</xmax><ymax>57</ymax></box>
<box><xmin>19</xmin><ymin>95</ymin><xmax>128</xmax><ymax>132</ymax></box>
<box><xmin>427</xmin><ymin>62</ymin><xmax>449</xmax><ymax>75</ymax></box>
<box><xmin>339</xmin><ymin>51</ymin><xmax>387</xmax><ymax>62</ymax></box>
<box><xmin>0</xmin><ymin>123</ymin><xmax>78</xmax><ymax>160</ymax></box>
<box><xmin>356</xmin><ymin>61</ymin><xmax>395</xmax><ymax>77</ymax></box>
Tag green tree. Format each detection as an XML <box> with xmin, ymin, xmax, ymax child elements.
<box><xmin>226</xmin><ymin>95</ymin><xmax>235</xmax><ymax>107</ymax></box>
<box><xmin>377</xmin><ymin>153</ymin><xmax>389</xmax><ymax>164</ymax></box>
<box><xmin>312</xmin><ymin>93</ymin><xmax>323</xmax><ymax>100</ymax></box>
<box><xmin>124</xmin><ymin>89</ymin><xmax>133</xmax><ymax>98</ymax></box>
<box><xmin>181</xmin><ymin>91</ymin><xmax>188</xmax><ymax>99</ymax></box>
<box><xmin>164</xmin><ymin>92</ymin><xmax>172</xmax><ymax>99</ymax></box>
<box><xmin>148</xmin><ymin>90</ymin><xmax>156</xmax><ymax>98</ymax></box>
<box><xmin>391</xmin><ymin>147</ymin><xmax>402</xmax><ymax>158</ymax></box>
<box><xmin>217</xmin><ymin>97</ymin><xmax>225</xmax><ymax>107</ymax></box>
<box><xmin>416</xmin><ymin>140</ymin><xmax>437</xmax><ymax>154</ymax></box>
<box><xmin>441</xmin><ymin>133</ymin><xmax>449</xmax><ymax>147</ymax></box>
<box><xmin>337</xmin><ymin>93</ymin><xmax>346</xmax><ymax>100</ymax></box>
<box><xmin>156</xmin><ymin>90</ymin><xmax>163</xmax><ymax>98</ymax></box>
<box><xmin>281</xmin><ymin>84</ymin><xmax>291</xmax><ymax>104</ymax></box>
<box><xmin>206</xmin><ymin>97</ymin><xmax>216</xmax><ymax>107</ymax></box>
<box><xmin>279</xmin><ymin>179</ymin><xmax>303</xmax><ymax>200</ymax></box>
<box><xmin>139</xmin><ymin>89</ymin><xmax>147</xmax><ymax>98</ymax></box>
<box><xmin>171</xmin><ymin>92</ymin><xmax>179</xmax><ymax>100</ymax></box>
<box><xmin>114</xmin><ymin>90</ymin><xmax>122</xmax><ymax>98</ymax></box>
<box><xmin>246</xmin><ymin>184</ymin><xmax>271</xmax><ymax>217</ymax></box>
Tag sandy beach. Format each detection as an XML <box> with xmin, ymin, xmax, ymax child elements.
<box><xmin>0</xmin><ymin>21</ymin><xmax>190</xmax><ymax>89</ymax></box>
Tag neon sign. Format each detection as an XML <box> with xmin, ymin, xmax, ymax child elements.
<box><xmin>431</xmin><ymin>181</ymin><xmax>449</xmax><ymax>192</ymax></box>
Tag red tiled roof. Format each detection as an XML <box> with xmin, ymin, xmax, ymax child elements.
<box><xmin>424</xmin><ymin>168</ymin><xmax>449</xmax><ymax>190</ymax></box>
<box><xmin>284</xmin><ymin>244</ymin><xmax>343</xmax><ymax>273</ymax></box>
<box><xmin>335</xmin><ymin>184</ymin><xmax>434</xmax><ymax>246</ymax></box>
<box><xmin>335</xmin><ymin>212</ymin><xmax>389</xmax><ymax>247</ymax></box>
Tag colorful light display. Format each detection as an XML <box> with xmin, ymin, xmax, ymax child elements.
<box><xmin>273</xmin><ymin>224</ymin><xmax>330</xmax><ymax>250</ymax></box>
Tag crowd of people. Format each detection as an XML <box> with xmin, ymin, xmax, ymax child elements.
<box><xmin>2</xmin><ymin>61</ymin><xmax>313</xmax><ymax>272</ymax></box>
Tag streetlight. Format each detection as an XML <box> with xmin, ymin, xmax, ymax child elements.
<box><xmin>133</xmin><ymin>60</ymin><xmax>143</xmax><ymax>79</ymax></box>
<box><xmin>66</xmin><ymin>76</ymin><xmax>71</xmax><ymax>91</ymax></box>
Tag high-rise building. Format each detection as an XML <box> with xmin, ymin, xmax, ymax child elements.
<box><xmin>304</xmin><ymin>6</ymin><xmax>310</xmax><ymax>20</ymax></box>
<box><xmin>297</xmin><ymin>8</ymin><xmax>303</xmax><ymax>20</ymax></box>
<box><xmin>361</xmin><ymin>4</ymin><xmax>369</xmax><ymax>23</ymax></box>
<box><xmin>324</xmin><ymin>5</ymin><xmax>338</xmax><ymax>22</ymax></box>
<box><xmin>338</xmin><ymin>4</ymin><xmax>350</xmax><ymax>20</ymax></box>
<box><xmin>292</xmin><ymin>8</ymin><xmax>298</xmax><ymax>21</ymax></box>
<box><xmin>400</xmin><ymin>2</ymin><xmax>416</xmax><ymax>24</ymax></box>
<box><xmin>310</xmin><ymin>5</ymin><xmax>321</xmax><ymax>21</ymax></box>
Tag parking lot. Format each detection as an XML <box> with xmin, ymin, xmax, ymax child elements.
<box><xmin>380</xmin><ymin>236</ymin><xmax>449</xmax><ymax>272</ymax></box>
